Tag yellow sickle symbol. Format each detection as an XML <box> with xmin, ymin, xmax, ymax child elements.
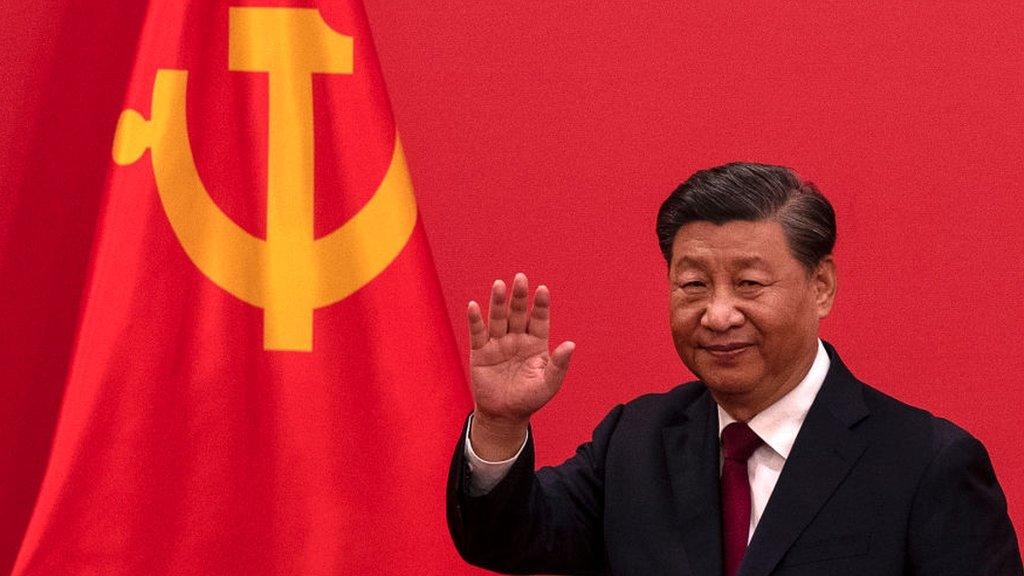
<box><xmin>112</xmin><ymin>8</ymin><xmax>417</xmax><ymax>352</ymax></box>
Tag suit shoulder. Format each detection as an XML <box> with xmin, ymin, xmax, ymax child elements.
<box><xmin>858</xmin><ymin>381</ymin><xmax>981</xmax><ymax>455</ymax></box>
<box><xmin>616</xmin><ymin>380</ymin><xmax>707</xmax><ymax>424</ymax></box>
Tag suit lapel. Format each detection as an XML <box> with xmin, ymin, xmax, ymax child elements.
<box><xmin>737</xmin><ymin>344</ymin><xmax>871</xmax><ymax>576</ymax></box>
<box><xmin>662</xmin><ymin>390</ymin><xmax>723</xmax><ymax>576</ymax></box>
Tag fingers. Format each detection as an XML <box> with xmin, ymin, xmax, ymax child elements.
<box><xmin>507</xmin><ymin>273</ymin><xmax>529</xmax><ymax>333</ymax></box>
<box><xmin>487</xmin><ymin>279</ymin><xmax>509</xmax><ymax>339</ymax></box>
<box><xmin>527</xmin><ymin>284</ymin><xmax>550</xmax><ymax>339</ymax></box>
<box><xmin>544</xmin><ymin>340</ymin><xmax>576</xmax><ymax>392</ymax></box>
<box><xmin>478</xmin><ymin>274</ymin><xmax>552</xmax><ymax>341</ymax></box>
<box><xmin>467</xmin><ymin>300</ymin><xmax>488</xmax><ymax>350</ymax></box>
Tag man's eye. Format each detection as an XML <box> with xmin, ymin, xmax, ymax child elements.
<box><xmin>682</xmin><ymin>281</ymin><xmax>706</xmax><ymax>289</ymax></box>
<box><xmin>738</xmin><ymin>280</ymin><xmax>763</xmax><ymax>288</ymax></box>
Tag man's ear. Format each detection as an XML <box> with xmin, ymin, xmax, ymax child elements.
<box><xmin>814</xmin><ymin>256</ymin><xmax>837</xmax><ymax>319</ymax></box>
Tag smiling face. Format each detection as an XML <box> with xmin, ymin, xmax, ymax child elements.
<box><xmin>669</xmin><ymin>219</ymin><xmax>836</xmax><ymax>418</ymax></box>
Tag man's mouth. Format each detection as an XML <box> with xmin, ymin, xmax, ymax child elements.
<box><xmin>700</xmin><ymin>342</ymin><xmax>753</xmax><ymax>358</ymax></box>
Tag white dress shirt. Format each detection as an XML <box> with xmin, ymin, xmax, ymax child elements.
<box><xmin>465</xmin><ymin>339</ymin><xmax>831</xmax><ymax>543</ymax></box>
<box><xmin>717</xmin><ymin>339</ymin><xmax>830</xmax><ymax>541</ymax></box>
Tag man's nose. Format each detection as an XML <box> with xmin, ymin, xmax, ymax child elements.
<box><xmin>700</xmin><ymin>290</ymin><xmax>744</xmax><ymax>332</ymax></box>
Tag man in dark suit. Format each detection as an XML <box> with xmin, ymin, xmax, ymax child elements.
<box><xmin>446</xmin><ymin>163</ymin><xmax>1023</xmax><ymax>575</ymax></box>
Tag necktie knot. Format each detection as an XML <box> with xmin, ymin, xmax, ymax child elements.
<box><xmin>721</xmin><ymin>422</ymin><xmax>763</xmax><ymax>462</ymax></box>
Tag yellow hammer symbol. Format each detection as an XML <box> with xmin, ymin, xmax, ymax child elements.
<box><xmin>112</xmin><ymin>8</ymin><xmax>417</xmax><ymax>352</ymax></box>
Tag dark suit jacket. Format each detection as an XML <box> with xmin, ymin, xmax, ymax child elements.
<box><xmin>447</xmin><ymin>343</ymin><xmax>1023</xmax><ymax>575</ymax></box>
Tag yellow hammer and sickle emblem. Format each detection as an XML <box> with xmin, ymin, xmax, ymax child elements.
<box><xmin>112</xmin><ymin>8</ymin><xmax>417</xmax><ymax>352</ymax></box>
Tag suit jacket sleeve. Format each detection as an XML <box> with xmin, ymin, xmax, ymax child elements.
<box><xmin>446</xmin><ymin>405</ymin><xmax>625</xmax><ymax>575</ymax></box>
<box><xmin>907</xmin><ymin>419</ymin><xmax>1024</xmax><ymax>575</ymax></box>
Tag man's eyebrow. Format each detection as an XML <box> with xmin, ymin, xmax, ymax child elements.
<box><xmin>733</xmin><ymin>256</ymin><xmax>771</xmax><ymax>269</ymax></box>
<box><xmin>672</xmin><ymin>255</ymin><xmax>707</xmax><ymax>269</ymax></box>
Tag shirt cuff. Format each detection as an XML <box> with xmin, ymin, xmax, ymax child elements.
<box><xmin>464</xmin><ymin>413</ymin><xmax>529</xmax><ymax>496</ymax></box>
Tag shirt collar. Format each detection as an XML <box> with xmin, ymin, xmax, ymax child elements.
<box><xmin>717</xmin><ymin>339</ymin><xmax>830</xmax><ymax>460</ymax></box>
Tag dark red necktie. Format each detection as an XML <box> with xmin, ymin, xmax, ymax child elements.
<box><xmin>721</xmin><ymin>422</ymin><xmax>764</xmax><ymax>576</ymax></box>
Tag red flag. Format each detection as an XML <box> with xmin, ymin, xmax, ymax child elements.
<box><xmin>2</xmin><ymin>2</ymin><xmax>471</xmax><ymax>573</ymax></box>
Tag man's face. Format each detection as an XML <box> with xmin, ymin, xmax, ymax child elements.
<box><xmin>668</xmin><ymin>219</ymin><xmax>836</xmax><ymax>408</ymax></box>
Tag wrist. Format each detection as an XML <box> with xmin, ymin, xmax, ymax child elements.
<box><xmin>470</xmin><ymin>411</ymin><xmax>529</xmax><ymax>461</ymax></box>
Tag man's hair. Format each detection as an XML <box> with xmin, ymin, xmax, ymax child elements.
<box><xmin>656</xmin><ymin>162</ymin><xmax>836</xmax><ymax>272</ymax></box>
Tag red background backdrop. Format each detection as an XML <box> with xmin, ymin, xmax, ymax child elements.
<box><xmin>364</xmin><ymin>0</ymin><xmax>1024</xmax><ymax>547</ymax></box>
<box><xmin>1</xmin><ymin>1</ymin><xmax>1021</xmax><ymax>570</ymax></box>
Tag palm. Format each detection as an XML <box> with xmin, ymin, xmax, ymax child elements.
<box><xmin>472</xmin><ymin>332</ymin><xmax>550</xmax><ymax>418</ymax></box>
<box><xmin>467</xmin><ymin>275</ymin><xmax>575</xmax><ymax>424</ymax></box>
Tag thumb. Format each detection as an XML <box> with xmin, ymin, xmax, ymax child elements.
<box><xmin>543</xmin><ymin>341</ymin><xmax>576</xmax><ymax>392</ymax></box>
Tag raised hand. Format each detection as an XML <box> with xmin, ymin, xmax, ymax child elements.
<box><xmin>467</xmin><ymin>273</ymin><xmax>575</xmax><ymax>460</ymax></box>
